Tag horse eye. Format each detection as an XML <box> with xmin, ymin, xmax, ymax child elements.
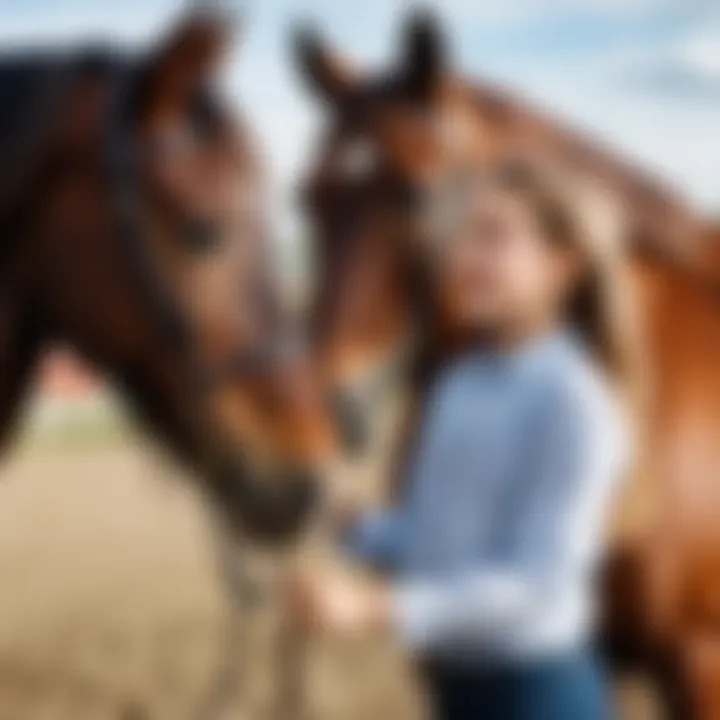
<box><xmin>183</xmin><ymin>217</ymin><xmax>222</xmax><ymax>252</ymax></box>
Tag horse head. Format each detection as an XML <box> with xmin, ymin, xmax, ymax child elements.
<box><xmin>2</xmin><ymin>8</ymin><xmax>341</xmax><ymax>542</ymax></box>
<box><xmin>295</xmin><ymin>10</ymin><xmax>701</xmax><ymax>452</ymax></box>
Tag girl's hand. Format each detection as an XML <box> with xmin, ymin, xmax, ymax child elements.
<box><xmin>285</xmin><ymin>567</ymin><xmax>391</xmax><ymax>637</ymax></box>
<box><xmin>328</xmin><ymin>496</ymin><xmax>363</xmax><ymax>536</ymax></box>
<box><xmin>323</xmin><ymin>488</ymin><xmax>364</xmax><ymax>536</ymax></box>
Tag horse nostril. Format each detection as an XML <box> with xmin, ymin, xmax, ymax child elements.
<box><xmin>183</xmin><ymin>217</ymin><xmax>221</xmax><ymax>252</ymax></box>
<box><xmin>330</xmin><ymin>388</ymin><xmax>370</xmax><ymax>456</ymax></box>
<box><xmin>285</xmin><ymin>468</ymin><xmax>322</xmax><ymax>516</ymax></box>
<box><xmin>212</xmin><ymin>461</ymin><xmax>322</xmax><ymax>543</ymax></box>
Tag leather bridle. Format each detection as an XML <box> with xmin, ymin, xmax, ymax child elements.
<box><xmin>105</xmin><ymin>62</ymin><xmax>290</xmax><ymax>399</ymax></box>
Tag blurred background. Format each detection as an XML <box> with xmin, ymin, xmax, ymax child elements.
<box><xmin>0</xmin><ymin>1</ymin><xmax>717</xmax><ymax>718</ymax></box>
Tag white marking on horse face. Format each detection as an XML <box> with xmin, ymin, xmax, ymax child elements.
<box><xmin>336</xmin><ymin>138</ymin><xmax>380</xmax><ymax>181</ymax></box>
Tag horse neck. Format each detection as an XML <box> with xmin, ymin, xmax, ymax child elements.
<box><xmin>704</xmin><ymin>225</ymin><xmax>720</xmax><ymax>282</ymax></box>
<box><xmin>0</xmin><ymin>61</ymin><xmax>201</xmax><ymax>460</ymax></box>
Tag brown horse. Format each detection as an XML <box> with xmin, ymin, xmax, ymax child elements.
<box><xmin>0</xmin><ymin>8</ymin><xmax>344</xmax><ymax>544</ymax></box>
<box><xmin>296</xmin><ymin>12</ymin><xmax>720</xmax><ymax>719</ymax></box>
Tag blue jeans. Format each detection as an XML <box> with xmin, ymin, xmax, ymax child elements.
<box><xmin>424</xmin><ymin>650</ymin><xmax>613</xmax><ymax>720</ymax></box>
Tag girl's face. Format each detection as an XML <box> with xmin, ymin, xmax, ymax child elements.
<box><xmin>437</xmin><ymin>188</ymin><xmax>579</xmax><ymax>338</ymax></box>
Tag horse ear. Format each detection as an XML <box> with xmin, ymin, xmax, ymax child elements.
<box><xmin>293</xmin><ymin>26</ymin><xmax>356</xmax><ymax>105</ymax></box>
<box><xmin>401</xmin><ymin>9</ymin><xmax>446</xmax><ymax>102</ymax></box>
<box><xmin>140</xmin><ymin>9</ymin><xmax>236</xmax><ymax>118</ymax></box>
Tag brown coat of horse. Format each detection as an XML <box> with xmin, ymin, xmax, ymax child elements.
<box><xmin>0</xmin><ymin>9</ymin><xmax>340</xmax><ymax>541</ymax></box>
<box><xmin>296</xmin><ymin>13</ymin><xmax>720</xmax><ymax>718</ymax></box>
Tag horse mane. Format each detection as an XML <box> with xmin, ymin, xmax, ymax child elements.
<box><xmin>0</xmin><ymin>49</ymin><xmax>129</xmax><ymax>237</ymax></box>
<box><xmin>469</xmin><ymin>81</ymin><xmax>702</xmax><ymax>262</ymax></box>
<box><xmin>0</xmin><ymin>55</ymin><xmax>70</xmax><ymax>227</ymax></box>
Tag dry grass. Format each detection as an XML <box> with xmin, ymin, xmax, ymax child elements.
<box><xmin>0</xmin><ymin>432</ymin><xmax>425</xmax><ymax>720</ymax></box>
<box><xmin>0</xmin><ymin>415</ymin><xmax>654</xmax><ymax>719</ymax></box>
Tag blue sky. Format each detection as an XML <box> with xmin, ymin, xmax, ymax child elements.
<box><xmin>1</xmin><ymin>0</ymin><xmax>719</xmax><ymax>233</ymax></box>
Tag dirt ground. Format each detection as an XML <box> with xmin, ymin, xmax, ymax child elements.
<box><xmin>0</xmin><ymin>425</ymin><xmax>658</xmax><ymax>719</ymax></box>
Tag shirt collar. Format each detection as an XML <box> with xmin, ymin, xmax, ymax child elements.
<box><xmin>473</xmin><ymin>328</ymin><xmax>574</xmax><ymax>376</ymax></box>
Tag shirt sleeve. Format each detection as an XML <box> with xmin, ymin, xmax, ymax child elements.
<box><xmin>392</xmin><ymin>377</ymin><xmax>629</xmax><ymax>651</ymax></box>
<box><xmin>342</xmin><ymin>510</ymin><xmax>404</xmax><ymax>569</ymax></box>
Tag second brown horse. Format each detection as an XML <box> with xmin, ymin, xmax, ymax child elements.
<box><xmin>296</xmin><ymin>12</ymin><xmax>720</xmax><ymax>719</ymax></box>
<box><xmin>0</xmin><ymin>9</ymin><xmax>343</xmax><ymax>541</ymax></box>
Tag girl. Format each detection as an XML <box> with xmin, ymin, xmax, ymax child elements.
<box><xmin>287</xmin><ymin>158</ymin><xmax>638</xmax><ymax>720</ymax></box>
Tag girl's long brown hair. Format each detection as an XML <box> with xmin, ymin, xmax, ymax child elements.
<box><xmin>493</xmin><ymin>156</ymin><xmax>645</xmax><ymax>411</ymax></box>
<box><xmin>391</xmin><ymin>156</ymin><xmax>645</xmax><ymax>504</ymax></box>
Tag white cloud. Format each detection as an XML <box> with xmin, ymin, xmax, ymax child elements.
<box><xmin>443</xmin><ymin>0</ymin><xmax>679</xmax><ymax>27</ymax></box>
<box><xmin>670</xmin><ymin>22</ymin><xmax>720</xmax><ymax>83</ymax></box>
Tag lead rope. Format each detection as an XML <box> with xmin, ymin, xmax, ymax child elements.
<box><xmin>269</xmin><ymin>509</ymin><xmax>341</xmax><ymax>720</ymax></box>
<box><xmin>194</xmin><ymin>524</ymin><xmax>259</xmax><ymax>720</ymax></box>
<box><xmin>269</xmin><ymin>559</ymin><xmax>310</xmax><ymax>720</ymax></box>
<box><xmin>273</xmin><ymin>624</ymin><xmax>307</xmax><ymax>720</ymax></box>
<box><xmin>193</xmin><ymin>525</ymin><xmax>314</xmax><ymax>720</ymax></box>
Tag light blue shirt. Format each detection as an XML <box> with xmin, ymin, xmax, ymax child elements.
<box><xmin>345</xmin><ymin>331</ymin><xmax>630</xmax><ymax>663</ymax></box>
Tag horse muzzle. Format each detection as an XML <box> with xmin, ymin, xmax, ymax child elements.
<box><xmin>212</xmin><ymin>461</ymin><xmax>322</xmax><ymax>543</ymax></box>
